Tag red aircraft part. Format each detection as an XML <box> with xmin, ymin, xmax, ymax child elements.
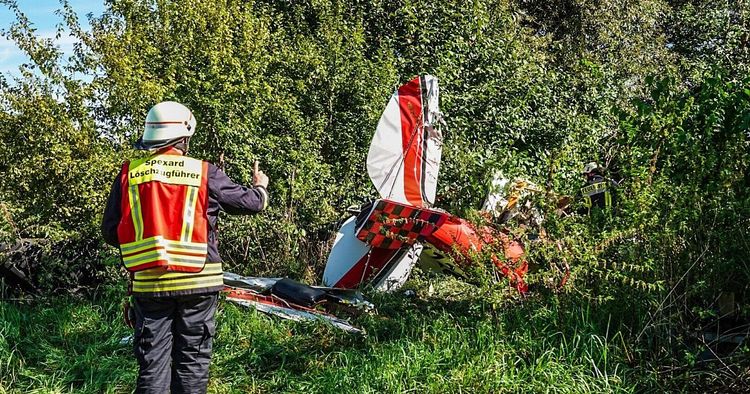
<box><xmin>331</xmin><ymin>248</ymin><xmax>403</xmax><ymax>289</ymax></box>
<box><xmin>356</xmin><ymin>199</ymin><xmax>450</xmax><ymax>250</ymax></box>
<box><xmin>423</xmin><ymin>216</ymin><xmax>483</xmax><ymax>262</ymax></box>
<box><xmin>425</xmin><ymin>217</ymin><xmax>529</xmax><ymax>294</ymax></box>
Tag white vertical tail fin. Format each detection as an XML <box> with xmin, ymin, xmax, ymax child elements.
<box><xmin>366</xmin><ymin>75</ymin><xmax>443</xmax><ymax>207</ymax></box>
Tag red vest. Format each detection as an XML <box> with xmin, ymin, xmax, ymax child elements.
<box><xmin>117</xmin><ymin>150</ymin><xmax>209</xmax><ymax>273</ymax></box>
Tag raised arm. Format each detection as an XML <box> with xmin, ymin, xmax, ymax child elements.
<box><xmin>208</xmin><ymin>162</ymin><xmax>269</xmax><ymax>214</ymax></box>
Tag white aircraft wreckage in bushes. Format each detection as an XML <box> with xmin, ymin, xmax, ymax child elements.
<box><xmin>222</xmin><ymin>75</ymin><xmax>547</xmax><ymax>333</ymax></box>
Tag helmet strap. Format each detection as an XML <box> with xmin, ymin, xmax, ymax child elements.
<box><xmin>173</xmin><ymin>137</ymin><xmax>190</xmax><ymax>155</ymax></box>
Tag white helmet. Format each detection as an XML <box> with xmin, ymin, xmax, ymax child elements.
<box><xmin>135</xmin><ymin>101</ymin><xmax>197</xmax><ymax>150</ymax></box>
<box><xmin>582</xmin><ymin>161</ymin><xmax>601</xmax><ymax>175</ymax></box>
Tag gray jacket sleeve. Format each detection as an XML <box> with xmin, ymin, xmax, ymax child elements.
<box><xmin>207</xmin><ymin>163</ymin><xmax>268</xmax><ymax>214</ymax></box>
<box><xmin>101</xmin><ymin>171</ymin><xmax>123</xmax><ymax>247</ymax></box>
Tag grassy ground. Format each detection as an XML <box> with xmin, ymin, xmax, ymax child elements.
<box><xmin>0</xmin><ymin>276</ymin><xmax>744</xmax><ymax>393</ymax></box>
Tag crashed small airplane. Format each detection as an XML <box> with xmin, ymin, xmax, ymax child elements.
<box><xmin>323</xmin><ymin>75</ymin><xmax>531</xmax><ymax>293</ymax></box>
<box><xmin>223</xmin><ymin>75</ymin><xmax>538</xmax><ymax>333</ymax></box>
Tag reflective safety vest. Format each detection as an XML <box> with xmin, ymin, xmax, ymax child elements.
<box><xmin>117</xmin><ymin>153</ymin><xmax>209</xmax><ymax>273</ymax></box>
<box><xmin>581</xmin><ymin>181</ymin><xmax>612</xmax><ymax>209</ymax></box>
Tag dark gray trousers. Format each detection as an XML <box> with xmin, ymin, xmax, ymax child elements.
<box><xmin>132</xmin><ymin>293</ymin><xmax>218</xmax><ymax>394</ymax></box>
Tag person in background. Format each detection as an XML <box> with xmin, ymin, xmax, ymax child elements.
<box><xmin>101</xmin><ymin>101</ymin><xmax>269</xmax><ymax>394</ymax></box>
<box><xmin>578</xmin><ymin>161</ymin><xmax>617</xmax><ymax>215</ymax></box>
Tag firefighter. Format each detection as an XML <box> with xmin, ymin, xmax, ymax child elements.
<box><xmin>101</xmin><ymin>101</ymin><xmax>269</xmax><ymax>393</ymax></box>
<box><xmin>579</xmin><ymin>161</ymin><xmax>617</xmax><ymax>214</ymax></box>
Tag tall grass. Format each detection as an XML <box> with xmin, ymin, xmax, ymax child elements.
<box><xmin>0</xmin><ymin>275</ymin><xmax>742</xmax><ymax>393</ymax></box>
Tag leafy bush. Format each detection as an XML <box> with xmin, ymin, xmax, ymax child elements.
<box><xmin>0</xmin><ymin>3</ymin><xmax>747</xmax><ymax>383</ymax></box>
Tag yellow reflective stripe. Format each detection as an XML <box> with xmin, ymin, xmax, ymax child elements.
<box><xmin>581</xmin><ymin>182</ymin><xmax>608</xmax><ymax>196</ymax></box>
<box><xmin>120</xmin><ymin>236</ymin><xmax>161</xmax><ymax>254</ymax></box>
<box><xmin>583</xmin><ymin>195</ymin><xmax>592</xmax><ymax>208</ymax></box>
<box><xmin>605</xmin><ymin>190</ymin><xmax>612</xmax><ymax>207</ymax></box>
<box><xmin>131</xmin><ymin>274</ymin><xmax>225</xmax><ymax>293</ymax></box>
<box><xmin>134</xmin><ymin>274</ymin><xmax>223</xmax><ymax>286</ymax></box>
<box><xmin>123</xmin><ymin>248</ymin><xmax>207</xmax><ymax>270</ymax></box>
<box><xmin>121</xmin><ymin>236</ymin><xmax>207</xmax><ymax>255</ymax></box>
<box><xmin>181</xmin><ymin>186</ymin><xmax>199</xmax><ymax>242</ymax></box>
<box><xmin>125</xmin><ymin>260</ymin><xmax>206</xmax><ymax>271</ymax></box>
<box><xmin>134</xmin><ymin>263</ymin><xmax>222</xmax><ymax>280</ymax></box>
<box><xmin>129</xmin><ymin>156</ymin><xmax>148</xmax><ymax>169</ymax></box>
<box><xmin>124</xmin><ymin>251</ymin><xmax>206</xmax><ymax>267</ymax></box>
<box><xmin>165</xmin><ymin>258</ymin><xmax>206</xmax><ymax>267</ymax></box>
<box><xmin>128</xmin><ymin>184</ymin><xmax>144</xmax><ymax>241</ymax></box>
<box><xmin>166</xmin><ymin>245</ymin><xmax>207</xmax><ymax>255</ymax></box>
<box><xmin>122</xmin><ymin>243</ymin><xmax>163</xmax><ymax>257</ymax></box>
<box><xmin>164</xmin><ymin>239</ymin><xmax>206</xmax><ymax>250</ymax></box>
<box><xmin>123</xmin><ymin>249</ymin><xmax>168</xmax><ymax>268</ymax></box>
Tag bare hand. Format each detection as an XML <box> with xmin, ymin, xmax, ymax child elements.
<box><xmin>253</xmin><ymin>160</ymin><xmax>269</xmax><ymax>188</ymax></box>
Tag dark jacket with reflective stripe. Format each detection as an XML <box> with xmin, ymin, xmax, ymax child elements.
<box><xmin>578</xmin><ymin>175</ymin><xmax>617</xmax><ymax>214</ymax></box>
<box><xmin>102</xmin><ymin>159</ymin><xmax>268</xmax><ymax>297</ymax></box>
